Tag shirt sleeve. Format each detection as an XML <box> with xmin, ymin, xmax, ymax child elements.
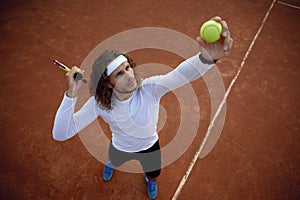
<box><xmin>141</xmin><ymin>53</ymin><xmax>215</xmax><ymax>99</ymax></box>
<box><xmin>52</xmin><ymin>93</ymin><xmax>98</xmax><ymax>141</ymax></box>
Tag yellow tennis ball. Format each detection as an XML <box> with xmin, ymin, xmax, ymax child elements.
<box><xmin>200</xmin><ymin>20</ymin><xmax>223</xmax><ymax>43</ymax></box>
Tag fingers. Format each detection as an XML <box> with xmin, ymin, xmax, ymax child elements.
<box><xmin>210</xmin><ymin>16</ymin><xmax>232</xmax><ymax>52</ymax></box>
<box><xmin>210</xmin><ymin>16</ymin><xmax>228</xmax><ymax>38</ymax></box>
<box><xmin>66</xmin><ymin>66</ymin><xmax>85</xmax><ymax>79</ymax></box>
<box><xmin>211</xmin><ymin>16</ymin><xmax>222</xmax><ymax>21</ymax></box>
<box><xmin>228</xmin><ymin>37</ymin><xmax>233</xmax><ymax>52</ymax></box>
<box><xmin>71</xmin><ymin>66</ymin><xmax>85</xmax><ymax>74</ymax></box>
<box><xmin>223</xmin><ymin>30</ymin><xmax>234</xmax><ymax>52</ymax></box>
<box><xmin>220</xmin><ymin>20</ymin><xmax>229</xmax><ymax>37</ymax></box>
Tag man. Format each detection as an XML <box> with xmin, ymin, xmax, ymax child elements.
<box><xmin>52</xmin><ymin>16</ymin><xmax>233</xmax><ymax>199</ymax></box>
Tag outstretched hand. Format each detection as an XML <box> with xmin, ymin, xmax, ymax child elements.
<box><xmin>197</xmin><ymin>16</ymin><xmax>233</xmax><ymax>61</ymax></box>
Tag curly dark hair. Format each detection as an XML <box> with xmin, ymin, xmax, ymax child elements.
<box><xmin>89</xmin><ymin>50</ymin><xmax>136</xmax><ymax>110</ymax></box>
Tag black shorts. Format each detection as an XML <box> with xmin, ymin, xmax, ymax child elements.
<box><xmin>109</xmin><ymin>140</ymin><xmax>161</xmax><ymax>178</ymax></box>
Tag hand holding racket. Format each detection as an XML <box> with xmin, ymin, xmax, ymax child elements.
<box><xmin>53</xmin><ymin>60</ymin><xmax>87</xmax><ymax>97</ymax></box>
<box><xmin>53</xmin><ymin>60</ymin><xmax>87</xmax><ymax>83</ymax></box>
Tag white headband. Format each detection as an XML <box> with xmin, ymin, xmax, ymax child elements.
<box><xmin>106</xmin><ymin>55</ymin><xmax>128</xmax><ymax>76</ymax></box>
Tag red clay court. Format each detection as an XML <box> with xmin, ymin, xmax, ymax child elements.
<box><xmin>0</xmin><ymin>0</ymin><xmax>299</xmax><ymax>199</ymax></box>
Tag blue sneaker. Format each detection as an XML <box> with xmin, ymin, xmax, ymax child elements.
<box><xmin>144</xmin><ymin>176</ymin><xmax>158</xmax><ymax>199</ymax></box>
<box><xmin>103</xmin><ymin>161</ymin><xmax>114</xmax><ymax>181</ymax></box>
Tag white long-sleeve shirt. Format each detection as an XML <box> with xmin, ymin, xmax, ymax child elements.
<box><xmin>52</xmin><ymin>53</ymin><xmax>214</xmax><ymax>152</ymax></box>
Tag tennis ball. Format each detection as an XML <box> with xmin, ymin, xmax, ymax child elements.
<box><xmin>200</xmin><ymin>20</ymin><xmax>223</xmax><ymax>43</ymax></box>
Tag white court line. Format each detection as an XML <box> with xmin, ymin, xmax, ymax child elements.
<box><xmin>277</xmin><ymin>1</ymin><xmax>300</xmax><ymax>9</ymax></box>
<box><xmin>171</xmin><ymin>0</ymin><xmax>277</xmax><ymax>199</ymax></box>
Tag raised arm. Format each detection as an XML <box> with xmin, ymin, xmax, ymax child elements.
<box><xmin>141</xmin><ymin>53</ymin><xmax>215</xmax><ymax>97</ymax></box>
<box><xmin>142</xmin><ymin>16</ymin><xmax>233</xmax><ymax>98</ymax></box>
<box><xmin>52</xmin><ymin>66</ymin><xmax>98</xmax><ymax>141</ymax></box>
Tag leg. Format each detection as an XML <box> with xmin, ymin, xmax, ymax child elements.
<box><xmin>138</xmin><ymin>140</ymin><xmax>161</xmax><ymax>178</ymax></box>
<box><xmin>103</xmin><ymin>142</ymin><xmax>134</xmax><ymax>181</ymax></box>
<box><xmin>137</xmin><ymin>140</ymin><xmax>161</xmax><ymax>199</ymax></box>
<box><xmin>108</xmin><ymin>142</ymin><xmax>133</xmax><ymax>167</ymax></box>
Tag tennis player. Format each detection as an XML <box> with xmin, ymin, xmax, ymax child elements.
<box><xmin>52</xmin><ymin>16</ymin><xmax>233</xmax><ymax>199</ymax></box>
